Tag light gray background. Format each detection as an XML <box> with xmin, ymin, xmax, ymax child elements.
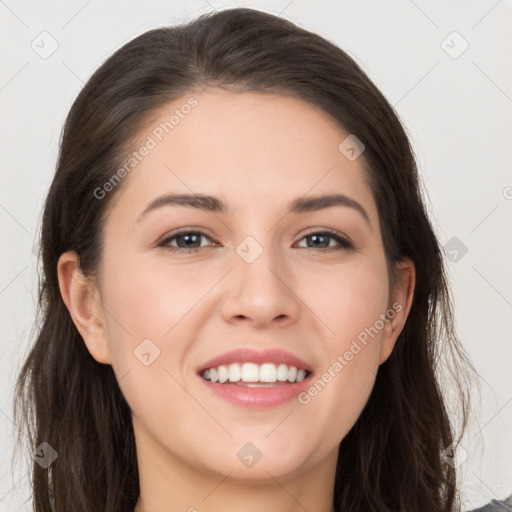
<box><xmin>1</xmin><ymin>1</ymin><xmax>511</xmax><ymax>510</ymax></box>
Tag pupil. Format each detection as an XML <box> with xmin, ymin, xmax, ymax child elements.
<box><xmin>180</xmin><ymin>234</ymin><xmax>199</xmax><ymax>247</ymax></box>
<box><xmin>310</xmin><ymin>234</ymin><xmax>327</xmax><ymax>248</ymax></box>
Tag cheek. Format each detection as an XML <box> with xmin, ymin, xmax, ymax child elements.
<box><xmin>98</xmin><ymin>258</ymin><xmax>202</xmax><ymax>421</ymax></box>
<box><xmin>295</xmin><ymin>258</ymin><xmax>388</xmax><ymax>429</ymax></box>
<box><xmin>305</xmin><ymin>256</ymin><xmax>390</xmax><ymax>348</ymax></box>
<box><xmin>305</xmin><ymin>354</ymin><xmax>379</xmax><ymax>444</ymax></box>
<box><xmin>103</xmin><ymin>256</ymin><xmax>204</xmax><ymax>341</ymax></box>
<box><xmin>297</xmin><ymin>315</ymin><xmax>384</xmax><ymax>447</ymax></box>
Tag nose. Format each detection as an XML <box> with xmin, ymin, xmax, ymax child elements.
<box><xmin>221</xmin><ymin>246</ymin><xmax>301</xmax><ymax>329</ymax></box>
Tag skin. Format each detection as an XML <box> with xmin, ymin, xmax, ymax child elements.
<box><xmin>58</xmin><ymin>89</ymin><xmax>415</xmax><ymax>512</ymax></box>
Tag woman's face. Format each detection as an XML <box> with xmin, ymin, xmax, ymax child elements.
<box><xmin>60</xmin><ymin>88</ymin><xmax>414</xmax><ymax>485</ymax></box>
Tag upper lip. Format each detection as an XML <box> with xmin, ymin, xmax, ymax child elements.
<box><xmin>196</xmin><ymin>347</ymin><xmax>314</xmax><ymax>374</ymax></box>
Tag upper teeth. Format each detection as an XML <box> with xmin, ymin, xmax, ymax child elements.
<box><xmin>202</xmin><ymin>362</ymin><xmax>308</xmax><ymax>384</ymax></box>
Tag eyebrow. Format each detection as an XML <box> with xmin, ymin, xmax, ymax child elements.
<box><xmin>136</xmin><ymin>192</ymin><xmax>371</xmax><ymax>226</ymax></box>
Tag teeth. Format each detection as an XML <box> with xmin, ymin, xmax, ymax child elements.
<box><xmin>217</xmin><ymin>365</ymin><xmax>229</xmax><ymax>384</ymax></box>
<box><xmin>201</xmin><ymin>362</ymin><xmax>309</xmax><ymax>384</ymax></box>
<box><xmin>242</xmin><ymin>362</ymin><xmax>259</xmax><ymax>382</ymax></box>
<box><xmin>276</xmin><ymin>363</ymin><xmax>289</xmax><ymax>381</ymax></box>
<box><xmin>228</xmin><ymin>363</ymin><xmax>241</xmax><ymax>382</ymax></box>
<box><xmin>259</xmin><ymin>363</ymin><xmax>276</xmax><ymax>382</ymax></box>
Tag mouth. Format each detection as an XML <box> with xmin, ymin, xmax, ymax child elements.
<box><xmin>196</xmin><ymin>361</ymin><xmax>315</xmax><ymax>408</ymax></box>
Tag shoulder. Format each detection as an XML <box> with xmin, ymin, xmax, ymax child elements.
<box><xmin>468</xmin><ymin>494</ymin><xmax>512</xmax><ymax>512</ymax></box>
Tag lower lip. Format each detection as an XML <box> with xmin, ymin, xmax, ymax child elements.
<box><xmin>197</xmin><ymin>374</ymin><xmax>314</xmax><ymax>409</ymax></box>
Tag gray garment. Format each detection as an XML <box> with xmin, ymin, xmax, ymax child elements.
<box><xmin>469</xmin><ymin>494</ymin><xmax>512</xmax><ymax>511</ymax></box>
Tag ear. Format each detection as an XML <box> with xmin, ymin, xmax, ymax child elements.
<box><xmin>57</xmin><ymin>251</ymin><xmax>111</xmax><ymax>364</ymax></box>
<box><xmin>379</xmin><ymin>257</ymin><xmax>416</xmax><ymax>364</ymax></box>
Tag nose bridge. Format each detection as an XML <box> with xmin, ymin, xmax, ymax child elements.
<box><xmin>221</xmin><ymin>231</ymin><xmax>300</xmax><ymax>325</ymax></box>
<box><xmin>235</xmin><ymin>232</ymin><xmax>287</xmax><ymax>295</ymax></box>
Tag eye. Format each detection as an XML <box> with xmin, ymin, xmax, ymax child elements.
<box><xmin>159</xmin><ymin>228</ymin><xmax>353</xmax><ymax>254</ymax></box>
<box><xmin>295</xmin><ymin>229</ymin><xmax>353</xmax><ymax>253</ymax></box>
<box><xmin>159</xmin><ymin>230</ymin><xmax>216</xmax><ymax>253</ymax></box>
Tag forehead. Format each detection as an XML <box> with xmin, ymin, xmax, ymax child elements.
<box><xmin>106</xmin><ymin>89</ymin><xmax>375</xmax><ymax>222</ymax></box>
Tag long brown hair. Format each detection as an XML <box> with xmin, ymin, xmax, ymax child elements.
<box><xmin>13</xmin><ymin>7</ymin><xmax>476</xmax><ymax>511</ymax></box>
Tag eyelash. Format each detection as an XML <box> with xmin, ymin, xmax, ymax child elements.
<box><xmin>158</xmin><ymin>229</ymin><xmax>353</xmax><ymax>254</ymax></box>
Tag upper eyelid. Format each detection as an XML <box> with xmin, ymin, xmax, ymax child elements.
<box><xmin>160</xmin><ymin>228</ymin><xmax>216</xmax><ymax>245</ymax></box>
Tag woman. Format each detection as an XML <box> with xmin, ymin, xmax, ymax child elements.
<box><xmin>13</xmin><ymin>7</ymin><xmax>488</xmax><ymax>512</ymax></box>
